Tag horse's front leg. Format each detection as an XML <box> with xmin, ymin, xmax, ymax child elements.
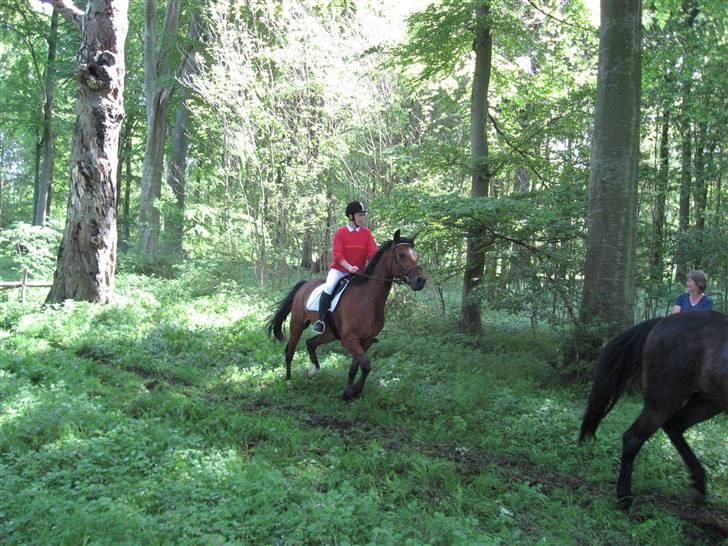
<box><xmin>341</xmin><ymin>337</ymin><xmax>373</xmax><ymax>401</ymax></box>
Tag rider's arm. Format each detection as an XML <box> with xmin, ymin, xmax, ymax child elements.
<box><xmin>339</xmin><ymin>259</ymin><xmax>357</xmax><ymax>273</ymax></box>
<box><xmin>332</xmin><ymin>228</ymin><xmax>347</xmax><ymax>267</ymax></box>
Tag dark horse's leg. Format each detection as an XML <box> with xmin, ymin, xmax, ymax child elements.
<box><xmin>341</xmin><ymin>337</ymin><xmax>374</xmax><ymax>401</ymax></box>
<box><xmin>305</xmin><ymin>331</ymin><xmax>335</xmax><ymax>379</ymax></box>
<box><xmin>661</xmin><ymin>395</ymin><xmax>721</xmax><ymax>502</ymax></box>
<box><xmin>617</xmin><ymin>405</ymin><xmax>667</xmax><ymax>507</ymax></box>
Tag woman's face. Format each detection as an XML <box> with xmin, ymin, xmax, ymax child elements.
<box><xmin>686</xmin><ymin>278</ymin><xmax>699</xmax><ymax>293</ymax></box>
<box><xmin>352</xmin><ymin>212</ymin><xmax>366</xmax><ymax>227</ymax></box>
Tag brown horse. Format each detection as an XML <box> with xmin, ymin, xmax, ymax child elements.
<box><xmin>579</xmin><ymin>310</ymin><xmax>728</xmax><ymax>507</ymax></box>
<box><xmin>267</xmin><ymin>230</ymin><xmax>427</xmax><ymax>401</ymax></box>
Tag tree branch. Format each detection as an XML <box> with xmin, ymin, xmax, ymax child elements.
<box><xmin>488</xmin><ymin>113</ymin><xmax>551</xmax><ymax>186</ymax></box>
<box><xmin>525</xmin><ymin>0</ymin><xmax>594</xmax><ymax>33</ymax></box>
<box><xmin>38</xmin><ymin>0</ymin><xmax>83</xmax><ymax>31</ymax></box>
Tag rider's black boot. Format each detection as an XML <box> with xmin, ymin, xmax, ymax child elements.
<box><xmin>312</xmin><ymin>292</ymin><xmax>332</xmax><ymax>334</ymax></box>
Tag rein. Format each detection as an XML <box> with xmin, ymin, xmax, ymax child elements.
<box><xmin>350</xmin><ymin>270</ymin><xmax>412</xmax><ymax>285</ymax></box>
<box><xmin>350</xmin><ymin>243</ymin><xmax>421</xmax><ymax>285</ymax></box>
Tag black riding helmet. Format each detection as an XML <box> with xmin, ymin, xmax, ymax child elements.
<box><xmin>345</xmin><ymin>201</ymin><xmax>368</xmax><ymax>218</ymax></box>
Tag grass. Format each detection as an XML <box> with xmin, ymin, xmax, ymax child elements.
<box><xmin>0</xmin><ymin>262</ymin><xmax>726</xmax><ymax>545</ymax></box>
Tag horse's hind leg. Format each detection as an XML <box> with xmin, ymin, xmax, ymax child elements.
<box><xmin>284</xmin><ymin>323</ymin><xmax>305</xmax><ymax>381</ymax></box>
<box><xmin>661</xmin><ymin>395</ymin><xmax>720</xmax><ymax>502</ymax></box>
<box><xmin>617</xmin><ymin>406</ymin><xmax>665</xmax><ymax>507</ymax></box>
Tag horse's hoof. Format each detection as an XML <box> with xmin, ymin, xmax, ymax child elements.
<box><xmin>305</xmin><ymin>367</ymin><xmax>319</xmax><ymax>379</ymax></box>
<box><xmin>688</xmin><ymin>486</ymin><xmax>705</xmax><ymax>505</ymax></box>
<box><xmin>342</xmin><ymin>387</ymin><xmax>355</xmax><ymax>402</ymax></box>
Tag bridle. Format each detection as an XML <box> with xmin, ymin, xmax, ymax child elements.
<box><xmin>351</xmin><ymin>242</ymin><xmax>423</xmax><ymax>285</ymax></box>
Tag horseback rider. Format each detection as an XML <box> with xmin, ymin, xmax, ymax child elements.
<box><xmin>312</xmin><ymin>201</ymin><xmax>378</xmax><ymax>335</ymax></box>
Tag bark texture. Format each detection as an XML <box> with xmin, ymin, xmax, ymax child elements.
<box><xmin>34</xmin><ymin>8</ymin><xmax>60</xmax><ymax>227</ymax></box>
<box><xmin>163</xmin><ymin>13</ymin><xmax>202</xmax><ymax>256</ymax></box>
<box><xmin>46</xmin><ymin>0</ymin><xmax>129</xmax><ymax>303</ymax></box>
<box><xmin>580</xmin><ymin>0</ymin><xmax>642</xmax><ymax>332</ymax></box>
<box><xmin>459</xmin><ymin>2</ymin><xmax>492</xmax><ymax>336</ymax></box>
<box><xmin>138</xmin><ymin>0</ymin><xmax>181</xmax><ymax>255</ymax></box>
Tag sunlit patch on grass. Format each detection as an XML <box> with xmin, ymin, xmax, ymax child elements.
<box><xmin>377</xmin><ymin>375</ymin><xmax>401</xmax><ymax>388</ymax></box>
<box><xmin>0</xmin><ymin>386</ymin><xmax>40</xmax><ymax>426</ymax></box>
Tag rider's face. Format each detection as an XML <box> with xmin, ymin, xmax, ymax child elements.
<box><xmin>352</xmin><ymin>212</ymin><xmax>366</xmax><ymax>227</ymax></box>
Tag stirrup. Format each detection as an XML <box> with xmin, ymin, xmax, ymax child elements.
<box><xmin>312</xmin><ymin>320</ymin><xmax>325</xmax><ymax>334</ymax></box>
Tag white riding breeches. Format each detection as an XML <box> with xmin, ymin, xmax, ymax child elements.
<box><xmin>322</xmin><ymin>268</ymin><xmax>347</xmax><ymax>295</ymax></box>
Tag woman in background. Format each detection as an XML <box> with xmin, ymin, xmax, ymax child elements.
<box><xmin>671</xmin><ymin>270</ymin><xmax>714</xmax><ymax>314</ymax></box>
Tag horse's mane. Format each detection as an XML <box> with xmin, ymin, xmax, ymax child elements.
<box><xmin>349</xmin><ymin>236</ymin><xmax>415</xmax><ymax>286</ymax></box>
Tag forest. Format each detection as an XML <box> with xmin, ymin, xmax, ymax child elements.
<box><xmin>0</xmin><ymin>0</ymin><xmax>726</xmax><ymax>544</ymax></box>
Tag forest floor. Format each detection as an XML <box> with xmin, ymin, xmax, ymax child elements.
<box><xmin>0</xmin><ymin>262</ymin><xmax>726</xmax><ymax>545</ymax></box>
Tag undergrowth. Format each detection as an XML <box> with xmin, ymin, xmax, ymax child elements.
<box><xmin>0</xmin><ymin>261</ymin><xmax>725</xmax><ymax>545</ymax></box>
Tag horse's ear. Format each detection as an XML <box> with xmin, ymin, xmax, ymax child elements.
<box><xmin>411</xmin><ymin>232</ymin><xmax>418</xmax><ymax>245</ymax></box>
<box><xmin>393</xmin><ymin>229</ymin><xmax>401</xmax><ymax>242</ymax></box>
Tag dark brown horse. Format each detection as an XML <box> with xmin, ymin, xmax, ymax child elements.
<box><xmin>579</xmin><ymin>310</ymin><xmax>728</xmax><ymax>507</ymax></box>
<box><xmin>267</xmin><ymin>230</ymin><xmax>427</xmax><ymax>400</ymax></box>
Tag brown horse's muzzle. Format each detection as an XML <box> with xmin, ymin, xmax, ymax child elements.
<box><xmin>410</xmin><ymin>274</ymin><xmax>426</xmax><ymax>291</ymax></box>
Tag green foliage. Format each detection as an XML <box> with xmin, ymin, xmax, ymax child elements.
<box><xmin>396</xmin><ymin>0</ymin><xmax>476</xmax><ymax>82</ymax></box>
<box><xmin>0</xmin><ymin>1</ymin><xmax>78</xmax><ymax>225</ymax></box>
<box><xmin>0</xmin><ymin>264</ymin><xmax>725</xmax><ymax>544</ymax></box>
<box><xmin>0</xmin><ymin>221</ymin><xmax>62</xmax><ymax>280</ymax></box>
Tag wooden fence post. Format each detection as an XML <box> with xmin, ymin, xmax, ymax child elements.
<box><xmin>21</xmin><ymin>268</ymin><xmax>28</xmax><ymax>304</ymax></box>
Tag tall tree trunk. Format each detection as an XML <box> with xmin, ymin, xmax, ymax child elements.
<box><xmin>674</xmin><ymin>111</ymin><xmax>691</xmax><ymax>283</ymax></box>
<box><xmin>459</xmin><ymin>2</ymin><xmax>492</xmax><ymax>336</ymax></box>
<box><xmin>162</xmin><ymin>13</ymin><xmax>202</xmax><ymax>256</ymax></box>
<box><xmin>300</xmin><ymin>230</ymin><xmax>314</xmax><ymax>270</ymax></box>
<box><xmin>649</xmin><ymin>109</ymin><xmax>669</xmax><ymax>290</ymax></box>
<box><xmin>580</xmin><ymin>0</ymin><xmax>641</xmax><ymax>336</ymax></box>
<box><xmin>673</xmin><ymin>2</ymin><xmax>697</xmax><ymax>284</ymax></box>
<box><xmin>116</xmin><ymin>114</ymin><xmax>135</xmax><ymax>246</ymax></box>
<box><xmin>715</xmin><ymin>148</ymin><xmax>723</xmax><ymax>228</ymax></box>
<box><xmin>34</xmin><ymin>9</ymin><xmax>59</xmax><ymax>227</ymax></box>
<box><xmin>32</xmin><ymin>133</ymin><xmax>42</xmax><ymax>223</ymax></box>
<box><xmin>0</xmin><ymin>136</ymin><xmax>4</xmax><ymax>227</ymax></box>
<box><xmin>123</xmin><ymin>143</ymin><xmax>131</xmax><ymax>241</ymax></box>
<box><xmin>45</xmin><ymin>0</ymin><xmax>129</xmax><ymax>304</ymax></box>
<box><xmin>162</xmin><ymin>100</ymin><xmax>189</xmax><ymax>255</ymax></box>
<box><xmin>138</xmin><ymin>0</ymin><xmax>181</xmax><ymax>256</ymax></box>
<box><xmin>693</xmin><ymin>122</ymin><xmax>707</xmax><ymax>231</ymax></box>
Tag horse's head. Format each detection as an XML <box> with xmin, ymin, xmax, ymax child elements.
<box><xmin>387</xmin><ymin>229</ymin><xmax>427</xmax><ymax>291</ymax></box>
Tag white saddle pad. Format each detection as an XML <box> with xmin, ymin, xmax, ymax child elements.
<box><xmin>305</xmin><ymin>282</ymin><xmax>349</xmax><ymax>312</ymax></box>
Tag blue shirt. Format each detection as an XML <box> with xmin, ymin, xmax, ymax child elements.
<box><xmin>674</xmin><ymin>292</ymin><xmax>714</xmax><ymax>312</ymax></box>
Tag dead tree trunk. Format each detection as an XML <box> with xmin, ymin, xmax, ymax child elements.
<box><xmin>45</xmin><ymin>0</ymin><xmax>129</xmax><ymax>304</ymax></box>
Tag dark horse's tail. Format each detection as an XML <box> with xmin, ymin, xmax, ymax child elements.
<box><xmin>579</xmin><ymin>317</ymin><xmax>663</xmax><ymax>443</ymax></box>
<box><xmin>267</xmin><ymin>280</ymin><xmax>307</xmax><ymax>342</ymax></box>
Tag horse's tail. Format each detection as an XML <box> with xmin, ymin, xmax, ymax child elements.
<box><xmin>579</xmin><ymin>317</ymin><xmax>662</xmax><ymax>443</ymax></box>
<box><xmin>267</xmin><ymin>280</ymin><xmax>308</xmax><ymax>342</ymax></box>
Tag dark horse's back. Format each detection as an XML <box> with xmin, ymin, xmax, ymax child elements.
<box><xmin>644</xmin><ymin>310</ymin><xmax>728</xmax><ymax>404</ymax></box>
<box><xmin>580</xmin><ymin>310</ymin><xmax>728</xmax><ymax>442</ymax></box>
